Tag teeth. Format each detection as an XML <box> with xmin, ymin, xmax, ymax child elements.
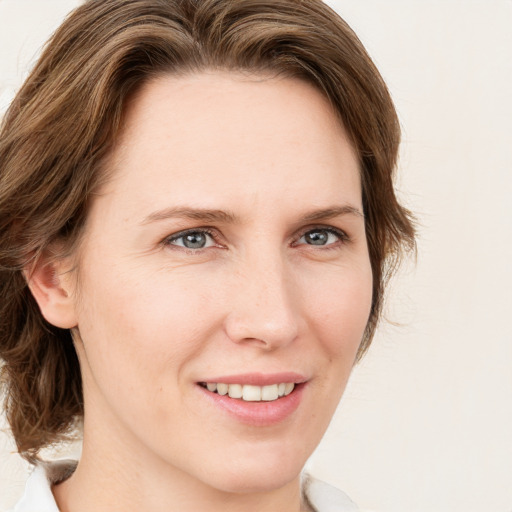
<box><xmin>228</xmin><ymin>383</ymin><xmax>243</xmax><ymax>399</ymax></box>
<box><xmin>284</xmin><ymin>382</ymin><xmax>294</xmax><ymax>396</ymax></box>
<box><xmin>204</xmin><ymin>382</ymin><xmax>296</xmax><ymax>401</ymax></box>
<box><xmin>261</xmin><ymin>384</ymin><xmax>279</xmax><ymax>401</ymax></box>
<box><xmin>243</xmin><ymin>385</ymin><xmax>261</xmax><ymax>401</ymax></box>
<box><xmin>217</xmin><ymin>383</ymin><xmax>228</xmax><ymax>395</ymax></box>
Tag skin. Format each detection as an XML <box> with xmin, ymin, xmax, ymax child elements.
<box><xmin>31</xmin><ymin>71</ymin><xmax>373</xmax><ymax>512</ymax></box>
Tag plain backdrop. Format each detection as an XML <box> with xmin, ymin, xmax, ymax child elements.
<box><xmin>1</xmin><ymin>1</ymin><xmax>511</xmax><ymax>511</ymax></box>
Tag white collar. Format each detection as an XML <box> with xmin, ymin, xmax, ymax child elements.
<box><xmin>9</xmin><ymin>463</ymin><xmax>64</xmax><ymax>512</ymax></box>
<box><xmin>303</xmin><ymin>475</ymin><xmax>359</xmax><ymax>512</ymax></box>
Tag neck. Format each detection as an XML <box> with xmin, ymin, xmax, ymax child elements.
<box><xmin>52</xmin><ymin>420</ymin><xmax>308</xmax><ymax>512</ymax></box>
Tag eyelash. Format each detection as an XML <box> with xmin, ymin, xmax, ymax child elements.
<box><xmin>295</xmin><ymin>227</ymin><xmax>350</xmax><ymax>249</ymax></box>
<box><xmin>163</xmin><ymin>225</ymin><xmax>350</xmax><ymax>253</ymax></box>
<box><xmin>164</xmin><ymin>228</ymin><xmax>218</xmax><ymax>252</ymax></box>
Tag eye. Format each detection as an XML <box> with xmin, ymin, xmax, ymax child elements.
<box><xmin>165</xmin><ymin>229</ymin><xmax>216</xmax><ymax>250</ymax></box>
<box><xmin>296</xmin><ymin>227</ymin><xmax>347</xmax><ymax>247</ymax></box>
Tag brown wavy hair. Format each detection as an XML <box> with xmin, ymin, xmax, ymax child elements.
<box><xmin>0</xmin><ymin>0</ymin><xmax>415</xmax><ymax>462</ymax></box>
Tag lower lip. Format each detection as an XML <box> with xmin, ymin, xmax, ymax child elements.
<box><xmin>197</xmin><ymin>383</ymin><xmax>306</xmax><ymax>426</ymax></box>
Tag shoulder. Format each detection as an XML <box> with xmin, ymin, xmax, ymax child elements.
<box><xmin>303</xmin><ymin>474</ymin><xmax>359</xmax><ymax>512</ymax></box>
<box><xmin>7</xmin><ymin>460</ymin><xmax>77</xmax><ymax>512</ymax></box>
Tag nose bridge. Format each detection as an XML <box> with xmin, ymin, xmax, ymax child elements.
<box><xmin>225</xmin><ymin>246</ymin><xmax>299</xmax><ymax>348</ymax></box>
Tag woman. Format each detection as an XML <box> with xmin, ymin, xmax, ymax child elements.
<box><xmin>0</xmin><ymin>1</ymin><xmax>415</xmax><ymax>511</ymax></box>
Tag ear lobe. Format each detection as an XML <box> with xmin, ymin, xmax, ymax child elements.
<box><xmin>25</xmin><ymin>256</ymin><xmax>78</xmax><ymax>329</ymax></box>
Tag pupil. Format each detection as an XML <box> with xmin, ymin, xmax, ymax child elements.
<box><xmin>184</xmin><ymin>232</ymin><xmax>206</xmax><ymax>249</ymax></box>
<box><xmin>306</xmin><ymin>231</ymin><xmax>328</xmax><ymax>245</ymax></box>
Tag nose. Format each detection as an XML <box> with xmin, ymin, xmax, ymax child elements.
<box><xmin>223</xmin><ymin>252</ymin><xmax>300</xmax><ymax>350</ymax></box>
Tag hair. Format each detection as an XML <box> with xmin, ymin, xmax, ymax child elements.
<box><xmin>0</xmin><ymin>0</ymin><xmax>415</xmax><ymax>462</ymax></box>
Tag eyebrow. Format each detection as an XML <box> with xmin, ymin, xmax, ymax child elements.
<box><xmin>300</xmin><ymin>205</ymin><xmax>364</xmax><ymax>222</ymax></box>
<box><xmin>141</xmin><ymin>204</ymin><xmax>364</xmax><ymax>225</ymax></box>
<box><xmin>142</xmin><ymin>207</ymin><xmax>238</xmax><ymax>225</ymax></box>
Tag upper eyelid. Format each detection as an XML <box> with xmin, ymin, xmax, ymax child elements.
<box><xmin>167</xmin><ymin>227</ymin><xmax>215</xmax><ymax>240</ymax></box>
<box><xmin>295</xmin><ymin>222</ymin><xmax>349</xmax><ymax>236</ymax></box>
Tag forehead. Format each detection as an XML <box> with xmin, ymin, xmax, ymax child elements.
<box><xmin>97</xmin><ymin>71</ymin><xmax>361</xmax><ymax>221</ymax></box>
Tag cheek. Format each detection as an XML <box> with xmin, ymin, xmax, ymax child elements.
<box><xmin>73</xmin><ymin>263</ymin><xmax>219</xmax><ymax>398</ymax></box>
<box><xmin>82</xmin><ymin>273</ymin><xmax>202</xmax><ymax>340</ymax></box>
<box><xmin>302</xmin><ymin>261</ymin><xmax>373</xmax><ymax>360</ymax></box>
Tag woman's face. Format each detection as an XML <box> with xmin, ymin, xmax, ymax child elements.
<box><xmin>69</xmin><ymin>72</ymin><xmax>372</xmax><ymax>493</ymax></box>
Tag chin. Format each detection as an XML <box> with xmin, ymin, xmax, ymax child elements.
<box><xmin>198</xmin><ymin>449</ymin><xmax>306</xmax><ymax>494</ymax></box>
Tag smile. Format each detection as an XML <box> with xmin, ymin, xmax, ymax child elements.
<box><xmin>196</xmin><ymin>372</ymin><xmax>306</xmax><ymax>425</ymax></box>
<box><xmin>200</xmin><ymin>382</ymin><xmax>295</xmax><ymax>402</ymax></box>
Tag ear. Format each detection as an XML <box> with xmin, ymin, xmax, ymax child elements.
<box><xmin>25</xmin><ymin>253</ymin><xmax>78</xmax><ymax>329</ymax></box>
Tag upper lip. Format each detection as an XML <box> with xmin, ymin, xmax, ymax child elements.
<box><xmin>198</xmin><ymin>372</ymin><xmax>307</xmax><ymax>386</ymax></box>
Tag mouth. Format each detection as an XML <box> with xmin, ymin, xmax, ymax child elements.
<box><xmin>198</xmin><ymin>381</ymin><xmax>296</xmax><ymax>402</ymax></box>
<box><xmin>196</xmin><ymin>374</ymin><xmax>307</xmax><ymax>425</ymax></box>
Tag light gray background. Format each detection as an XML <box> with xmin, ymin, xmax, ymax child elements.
<box><xmin>1</xmin><ymin>1</ymin><xmax>511</xmax><ymax>511</ymax></box>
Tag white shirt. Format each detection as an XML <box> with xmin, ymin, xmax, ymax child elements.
<box><xmin>9</xmin><ymin>462</ymin><xmax>358</xmax><ymax>512</ymax></box>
